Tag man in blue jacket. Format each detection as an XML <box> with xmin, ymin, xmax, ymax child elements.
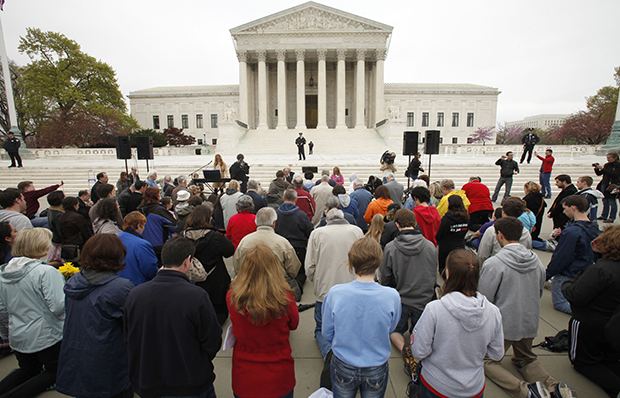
<box><xmin>546</xmin><ymin>195</ymin><xmax>601</xmax><ymax>314</ymax></box>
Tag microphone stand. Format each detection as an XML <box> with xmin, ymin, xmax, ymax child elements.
<box><xmin>188</xmin><ymin>160</ymin><xmax>213</xmax><ymax>178</ymax></box>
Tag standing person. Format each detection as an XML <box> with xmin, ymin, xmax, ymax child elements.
<box><xmin>406</xmin><ymin>152</ymin><xmax>424</xmax><ymax>180</ymax></box>
<box><xmin>0</xmin><ymin>188</ymin><xmax>33</xmax><ymax>231</ymax></box>
<box><xmin>0</xmin><ymin>228</ymin><xmax>65</xmax><ymax>397</ymax></box>
<box><xmin>576</xmin><ymin>175</ymin><xmax>604</xmax><ymax>221</ymax></box>
<box><xmin>59</xmin><ymin>197</ymin><xmax>93</xmax><ymax>252</ymax></box>
<box><xmin>350</xmin><ymin>178</ymin><xmax>373</xmax><ymax>232</ymax></box>
<box><xmin>0</xmin><ymin>222</ymin><xmax>16</xmax><ymax>265</ymax></box>
<box><xmin>269</xmin><ymin>170</ymin><xmax>292</xmax><ymax>198</ymax></box>
<box><xmin>410</xmin><ymin>187</ymin><xmax>441</xmax><ymax>246</ymax></box>
<box><xmin>227</xmin><ymin>244</ymin><xmax>299</xmax><ymax>398</ymax></box>
<box><xmin>117</xmin><ymin>212</ymin><xmax>159</xmax><ymax>286</ymax></box>
<box><xmin>296</xmin><ymin>132</ymin><xmax>306</xmax><ymax>160</ymax></box>
<box><xmin>311</xmin><ymin>173</ymin><xmax>335</xmax><ymax>226</ymax></box>
<box><xmin>548</xmin><ymin>174</ymin><xmax>577</xmax><ymax>230</ymax></box>
<box><xmin>92</xmin><ymin>198</ymin><xmax>123</xmax><ymax>234</ymax></box>
<box><xmin>535</xmin><ymin>148</ymin><xmax>555</xmax><ymax>198</ymax></box>
<box><xmin>125</xmin><ymin>180</ymin><xmax>147</xmax><ymax>216</ymax></box>
<box><xmin>117</xmin><ymin>171</ymin><xmax>130</xmax><ymax>194</ymax></box>
<box><xmin>127</xmin><ymin>167</ymin><xmax>140</xmax><ymax>185</ymax></box>
<box><xmin>411</xmin><ymin>250</ymin><xmax>504</xmax><ymax>398</ymax></box>
<box><xmin>245</xmin><ymin>179</ymin><xmax>267</xmax><ymax>214</ymax></box>
<box><xmin>184</xmin><ymin>205</ymin><xmax>235</xmax><ymax>325</ymax></box>
<box><xmin>562</xmin><ymin>225</ymin><xmax>620</xmax><ymax>398</ymax></box>
<box><xmin>226</xmin><ymin>195</ymin><xmax>257</xmax><ymax>249</ymax></box>
<box><xmin>213</xmin><ymin>154</ymin><xmax>228</xmax><ymax>193</ymax></box>
<box><xmin>381</xmin><ymin>209</ymin><xmax>437</xmax><ymax>367</ymax></box>
<box><xmin>3</xmin><ymin>132</ymin><xmax>22</xmax><ymax>168</ymax></box>
<box><xmin>462</xmin><ymin>176</ymin><xmax>493</xmax><ymax>231</ymax></box>
<box><xmin>55</xmin><ymin>234</ymin><xmax>134</xmax><ymax>398</ymax></box>
<box><xmin>91</xmin><ymin>172</ymin><xmax>109</xmax><ymax>204</ymax></box>
<box><xmin>306</xmin><ymin>209</ymin><xmax>365</xmax><ymax>361</ymax></box>
<box><xmin>380</xmin><ymin>150</ymin><xmax>397</xmax><ymax>174</ymax></box>
<box><xmin>520</xmin><ymin>128</ymin><xmax>540</xmax><ymax>164</ymax></box>
<box><xmin>491</xmin><ymin>152</ymin><xmax>519</xmax><ymax>204</ymax></box>
<box><xmin>479</xmin><ymin>217</ymin><xmax>560</xmax><ymax>398</ymax></box>
<box><xmin>309</xmin><ymin>141</ymin><xmax>314</xmax><ymax>155</ymax></box>
<box><xmin>363</xmin><ymin>186</ymin><xmax>394</xmax><ymax>224</ymax></box>
<box><xmin>139</xmin><ymin>187</ymin><xmax>177</xmax><ymax>259</ymax></box>
<box><xmin>322</xmin><ymin>238</ymin><xmax>401</xmax><ymax>398</ymax></box>
<box><xmin>18</xmin><ymin>180</ymin><xmax>63</xmax><ymax>227</ymax></box>
<box><xmin>292</xmin><ymin>177</ymin><xmax>315</xmax><ymax>221</ymax></box>
<box><xmin>229</xmin><ymin>153</ymin><xmax>250</xmax><ymax>193</ymax></box>
<box><xmin>365</xmin><ymin>214</ymin><xmax>385</xmax><ymax>243</ymax></box>
<box><xmin>124</xmin><ymin>237</ymin><xmax>223</xmax><ymax>398</ymax></box>
<box><xmin>435</xmin><ymin>195</ymin><xmax>469</xmax><ymax>277</ymax></box>
<box><xmin>330</xmin><ymin>167</ymin><xmax>344</xmax><ymax>185</ymax></box>
<box><xmin>523</xmin><ymin>181</ymin><xmax>547</xmax><ymax>241</ymax></box>
<box><xmin>595</xmin><ymin>152</ymin><xmax>620</xmax><ymax>223</ymax></box>
<box><xmin>77</xmin><ymin>189</ymin><xmax>92</xmax><ymax>220</ymax></box>
<box><xmin>545</xmin><ymin>195</ymin><xmax>600</xmax><ymax>314</ymax></box>
<box><xmin>221</xmin><ymin>179</ymin><xmax>243</xmax><ymax>229</ymax></box>
<box><xmin>384</xmin><ymin>172</ymin><xmax>404</xmax><ymax>205</ymax></box>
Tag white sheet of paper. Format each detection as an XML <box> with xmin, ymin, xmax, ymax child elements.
<box><xmin>223</xmin><ymin>325</ymin><xmax>236</xmax><ymax>350</ymax></box>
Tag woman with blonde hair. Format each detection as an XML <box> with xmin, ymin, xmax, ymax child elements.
<box><xmin>221</xmin><ymin>179</ymin><xmax>243</xmax><ymax>229</ymax></box>
<box><xmin>213</xmin><ymin>154</ymin><xmax>228</xmax><ymax>193</ymax></box>
<box><xmin>365</xmin><ymin>213</ymin><xmax>385</xmax><ymax>243</ymax></box>
<box><xmin>117</xmin><ymin>171</ymin><xmax>130</xmax><ymax>194</ymax></box>
<box><xmin>523</xmin><ymin>181</ymin><xmax>546</xmax><ymax>240</ymax></box>
<box><xmin>429</xmin><ymin>181</ymin><xmax>443</xmax><ymax>208</ymax></box>
<box><xmin>331</xmin><ymin>166</ymin><xmax>344</xmax><ymax>185</ymax></box>
<box><xmin>227</xmin><ymin>244</ymin><xmax>299</xmax><ymax>398</ymax></box>
<box><xmin>0</xmin><ymin>228</ymin><xmax>65</xmax><ymax>397</ymax></box>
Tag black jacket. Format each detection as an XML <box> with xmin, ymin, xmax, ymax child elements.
<box><xmin>3</xmin><ymin>137</ymin><xmax>20</xmax><ymax>152</ymax></box>
<box><xmin>124</xmin><ymin>270</ymin><xmax>222</xmax><ymax>398</ymax></box>
<box><xmin>274</xmin><ymin>203</ymin><xmax>314</xmax><ymax>248</ymax></box>
<box><xmin>229</xmin><ymin>161</ymin><xmax>249</xmax><ymax>184</ymax></box>
<box><xmin>563</xmin><ymin>258</ymin><xmax>620</xmax><ymax>326</ymax></box>
<box><xmin>125</xmin><ymin>192</ymin><xmax>143</xmax><ymax>215</ymax></box>
<box><xmin>245</xmin><ymin>190</ymin><xmax>267</xmax><ymax>214</ymax></box>
<box><xmin>495</xmin><ymin>158</ymin><xmax>519</xmax><ymax>178</ymax></box>
<box><xmin>548</xmin><ymin>184</ymin><xmax>577</xmax><ymax>229</ymax></box>
<box><xmin>91</xmin><ymin>181</ymin><xmax>103</xmax><ymax>204</ymax></box>
<box><xmin>595</xmin><ymin>160</ymin><xmax>620</xmax><ymax>199</ymax></box>
<box><xmin>521</xmin><ymin>133</ymin><xmax>540</xmax><ymax>146</ymax></box>
<box><xmin>406</xmin><ymin>158</ymin><xmax>423</xmax><ymax>177</ymax></box>
<box><xmin>59</xmin><ymin>209</ymin><xmax>93</xmax><ymax>247</ymax></box>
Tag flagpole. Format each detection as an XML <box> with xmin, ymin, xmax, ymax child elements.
<box><xmin>0</xmin><ymin>8</ymin><xmax>26</xmax><ymax>150</ymax></box>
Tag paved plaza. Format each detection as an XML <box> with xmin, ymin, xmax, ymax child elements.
<box><xmin>0</xmin><ymin>151</ymin><xmax>613</xmax><ymax>397</ymax></box>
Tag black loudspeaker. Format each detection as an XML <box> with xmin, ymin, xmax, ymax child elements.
<box><xmin>136</xmin><ymin>136</ymin><xmax>154</xmax><ymax>160</ymax></box>
<box><xmin>425</xmin><ymin>130</ymin><xmax>440</xmax><ymax>155</ymax></box>
<box><xmin>403</xmin><ymin>131</ymin><xmax>419</xmax><ymax>156</ymax></box>
<box><xmin>115</xmin><ymin>135</ymin><xmax>131</xmax><ymax>159</ymax></box>
<box><xmin>302</xmin><ymin>166</ymin><xmax>318</xmax><ymax>174</ymax></box>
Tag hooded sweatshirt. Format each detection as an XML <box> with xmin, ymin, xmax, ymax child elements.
<box><xmin>0</xmin><ymin>257</ymin><xmax>65</xmax><ymax>353</ymax></box>
<box><xmin>338</xmin><ymin>194</ymin><xmax>359</xmax><ymax>219</ymax></box>
<box><xmin>479</xmin><ymin>243</ymin><xmax>545</xmax><ymax>340</ymax></box>
<box><xmin>412</xmin><ymin>292</ymin><xmax>504</xmax><ymax>398</ymax></box>
<box><xmin>381</xmin><ymin>230</ymin><xmax>438</xmax><ymax>312</ymax></box>
<box><xmin>275</xmin><ymin>202</ymin><xmax>314</xmax><ymax>248</ymax></box>
<box><xmin>478</xmin><ymin>224</ymin><xmax>532</xmax><ymax>266</ymax></box>
<box><xmin>578</xmin><ymin>188</ymin><xmax>604</xmax><ymax>220</ymax></box>
<box><xmin>413</xmin><ymin>205</ymin><xmax>442</xmax><ymax>246</ymax></box>
<box><xmin>545</xmin><ymin>219</ymin><xmax>600</xmax><ymax>280</ymax></box>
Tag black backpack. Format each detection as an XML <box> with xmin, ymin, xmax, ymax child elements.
<box><xmin>534</xmin><ymin>330</ymin><xmax>569</xmax><ymax>352</ymax></box>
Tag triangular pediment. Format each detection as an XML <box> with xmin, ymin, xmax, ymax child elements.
<box><xmin>230</xmin><ymin>2</ymin><xmax>393</xmax><ymax>34</ymax></box>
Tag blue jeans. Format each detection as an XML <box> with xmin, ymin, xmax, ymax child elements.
<box><xmin>235</xmin><ymin>390</ymin><xmax>292</xmax><ymax>398</ymax></box>
<box><xmin>394</xmin><ymin>304</ymin><xmax>421</xmax><ymax>335</ymax></box>
<box><xmin>539</xmin><ymin>172</ymin><xmax>551</xmax><ymax>197</ymax></box>
<box><xmin>420</xmin><ymin>381</ymin><xmax>483</xmax><ymax>398</ymax></box>
<box><xmin>314</xmin><ymin>301</ymin><xmax>331</xmax><ymax>360</ymax></box>
<box><xmin>330</xmin><ymin>354</ymin><xmax>389</xmax><ymax>398</ymax></box>
<box><xmin>31</xmin><ymin>217</ymin><xmax>49</xmax><ymax>229</ymax></box>
<box><xmin>601</xmin><ymin>197</ymin><xmax>618</xmax><ymax>220</ymax></box>
<box><xmin>532</xmin><ymin>240</ymin><xmax>547</xmax><ymax>251</ymax></box>
<box><xmin>551</xmin><ymin>275</ymin><xmax>572</xmax><ymax>314</ymax></box>
<box><xmin>159</xmin><ymin>385</ymin><xmax>216</xmax><ymax>398</ymax></box>
<box><xmin>492</xmin><ymin>177</ymin><xmax>513</xmax><ymax>202</ymax></box>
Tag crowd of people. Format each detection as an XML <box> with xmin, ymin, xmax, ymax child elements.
<box><xmin>0</xmin><ymin>150</ymin><xmax>618</xmax><ymax>398</ymax></box>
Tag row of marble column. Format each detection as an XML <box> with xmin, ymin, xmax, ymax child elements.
<box><xmin>236</xmin><ymin>48</ymin><xmax>387</xmax><ymax>129</ymax></box>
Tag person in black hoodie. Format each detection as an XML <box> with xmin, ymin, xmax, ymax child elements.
<box><xmin>595</xmin><ymin>152</ymin><xmax>620</xmax><ymax>223</ymax></box>
<box><xmin>547</xmin><ymin>174</ymin><xmax>577</xmax><ymax>229</ymax></box>
<box><xmin>275</xmin><ymin>189</ymin><xmax>314</xmax><ymax>296</ymax></box>
<box><xmin>562</xmin><ymin>225</ymin><xmax>620</xmax><ymax>397</ymax></box>
<box><xmin>124</xmin><ymin>237</ymin><xmax>222</xmax><ymax>398</ymax></box>
<box><xmin>523</xmin><ymin>181</ymin><xmax>547</xmax><ymax>241</ymax></box>
<box><xmin>435</xmin><ymin>195</ymin><xmax>469</xmax><ymax>276</ymax></box>
<box><xmin>125</xmin><ymin>180</ymin><xmax>147</xmax><ymax>216</ymax></box>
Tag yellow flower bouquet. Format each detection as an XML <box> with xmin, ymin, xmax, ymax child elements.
<box><xmin>58</xmin><ymin>262</ymin><xmax>80</xmax><ymax>281</ymax></box>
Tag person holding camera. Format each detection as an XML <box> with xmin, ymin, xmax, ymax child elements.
<box><xmin>229</xmin><ymin>153</ymin><xmax>250</xmax><ymax>193</ymax></box>
<box><xmin>491</xmin><ymin>152</ymin><xmax>519</xmax><ymax>204</ymax></box>
<box><xmin>594</xmin><ymin>152</ymin><xmax>620</xmax><ymax>223</ymax></box>
<box><xmin>380</xmin><ymin>151</ymin><xmax>397</xmax><ymax>183</ymax></box>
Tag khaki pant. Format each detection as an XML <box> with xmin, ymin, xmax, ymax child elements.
<box><xmin>484</xmin><ymin>338</ymin><xmax>557</xmax><ymax>398</ymax></box>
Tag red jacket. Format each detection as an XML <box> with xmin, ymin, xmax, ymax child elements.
<box><xmin>294</xmin><ymin>187</ymin><xmax>315</xmax><ymax>220</ymax></box>
<box><xmin>413</xmin><ymin>205</ymin><xmax>442</xmax><ymax>246</ymax></box>
<box><xmin>536</xmin><ymin>154</ymin><xmax>554</xmax><ymax>173</ymax></box>
<box><xmin>226</xmin><ymin>291</ymin><xmax>299</xmax><ymax>398</ymax></box>
<box><xmin>24</xmin><ymin>184</ymin><xmax>61</xmax><ymax>218</ymax></box>
<box><xmin>462</xmin><ymin>181</ymin><xmax>494</xmax><ymax>214</ymax></box>
<box><xmin>226</xmin><ymin>211</ymin><xmax>257</xmax><ymax>249</ymax></box>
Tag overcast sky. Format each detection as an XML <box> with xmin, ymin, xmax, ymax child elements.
<box><xmin>2</xmin><ymin>0</ymin><xmax>619</xmax><ymax>123</ymax></box>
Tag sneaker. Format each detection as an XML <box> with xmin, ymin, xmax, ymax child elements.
<box><xmin>597</xmin><ymin>216</ymin><xmax>607</xmax><ymax>220</ymax></box>
<box><xmin>552</xmin><ymin>381</ymin><xmax>578</xmax><ymax>398</ymax></box>
<box><xmin>544</xmin><ymin>281</ymin><xmax>552</xmax><ymax>290</ymax></box>
<box><xmin>603</xmin><ymin>219</ymin><xmax>615</xmax><ymax>224</ymax></box>
<box><xmin>528</xmin><ymin>381</ymin><xmax>552</xmax><ymax>398</ymax></box>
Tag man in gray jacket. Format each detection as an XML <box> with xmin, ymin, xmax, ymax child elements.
<box><xmin>479</xmin><ymin>217</ymin><xmax>558</xmax><ymax>397</ymax></box>
<box><xmin>384</xmin><ymin>172</ymin><xmax>404</xmax><ymax>205</ymax></box>
<box><xmin>380</xmin><ymin>209</ymin><xmax>437</xmax><ymax>365</ymax></box>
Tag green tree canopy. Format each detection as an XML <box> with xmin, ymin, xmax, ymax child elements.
<box><xmin>18</xmin><ymin>28</ymin><xmax>137</xmax><ymax>147</ymax></box>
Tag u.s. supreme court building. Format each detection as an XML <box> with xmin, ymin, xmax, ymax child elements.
<box><xmin>128</xmin><ymin>2</ymin><xmax>501</xmax><ymax>153</ymax></box>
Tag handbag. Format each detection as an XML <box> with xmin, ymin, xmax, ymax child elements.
<box><xmin>605</xmin><ymin>183</ymin><xmax>619</xmax><ymax>193</ymax></box>
<box><xmin>61</xmin><ymin>244</ymin><xmax>80</xmax><ymax>262</ymax></box>
<box><xmin>188</xmin><ymin>257</ymin><xmax>208</xmax><ymax>282</ymax></box>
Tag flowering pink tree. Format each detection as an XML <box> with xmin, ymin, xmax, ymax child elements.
<box><xmin>468</xmin><ymin>126</ymin><xmax>494</xmax><ymax>145</ymax></box>
<box><xmin>495</xmin><ymin>122</ymin><xmax>524</xmax><ymax>144</ymax></box>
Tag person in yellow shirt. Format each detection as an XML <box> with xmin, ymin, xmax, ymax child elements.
<box><xmin>436</xmin><ymin>179</ymin><xmax>470</xmax><ymax>217</ymax></box>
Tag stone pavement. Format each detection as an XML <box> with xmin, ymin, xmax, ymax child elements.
<box><xmin>0</xmin><ymin>152</ymin><xmax>613</xmax><ymax>397</ymax></box>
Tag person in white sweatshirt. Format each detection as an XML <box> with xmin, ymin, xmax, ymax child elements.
<box><xmin>412</xmin><ymin>249</ymin><xmax>504</xmax><ymax>398</ymax></box>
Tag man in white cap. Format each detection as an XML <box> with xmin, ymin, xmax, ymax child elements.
<box><xmin>295</xmin><ymin>132</ymin><xmax>306</xmax><ymax>161</ymax></box>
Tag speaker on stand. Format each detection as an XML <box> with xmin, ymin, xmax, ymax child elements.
<box><xmin>115</xmin><ymin>135</ymin><xmax>131</xmax><ymax>175</ymax></box>
<box><xmin>403</xmin><ymin>131</ymin><xmax>419</xmax><ymax>190</ymax></box>
<box><xmin>424</xmin><ymin>130</ymin><xmax>441</xmax><ymax>179</ymax></box>
<box><xmin>136</xmin><ymin>136</ymin><xmax>154</xmax><ymax>172</ymax></box>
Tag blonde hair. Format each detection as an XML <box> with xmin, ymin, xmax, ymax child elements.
<box><xmin>229</xmin><ymin>244</ymin><xmax>293</xmax><ymax>324</ymax></box>
<box><xmin>12</xmin><ymin>228</ymin><xmax>52</xmax><ymax>259</ymax></box>
<box><xmin>228</xmin><ymin>179</ymin><xmax>240</xmax><ymax>190</ymax></box>
<box><xmin>429</xmin><ymin>181</ymin><xmax>443</xmax><ymax>198</ymax></box>
<box><xmin>524</xmin><ymin>181</ymin><xmax>541</xmax><ymax>194</ymax></box>
<box><xmin>365</xmin><ymin>213</ymin><xmax>385</xmax><ymax>243</ymax></box>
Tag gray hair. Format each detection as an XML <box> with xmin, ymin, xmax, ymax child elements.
<box><xmin>164</xmin><ymin>175</ymin><xmax>172</xmax><ymax>182</ymax></box>
<box><xmin>283</xmin><ymin>189</ymin><xmax>297</xmax><ymax>202</ymax></box>
<box><xmin>325</xmin><ymin>196</ymin><xmax>340</xmax><ymax>210</ymax></box>
<box><xmin>386</xmin><ymin>172</ymin><xmax>395</xmax><ymax>180</ymax></box>
<box><xmin>247</xmin><ymin>179</ymin><xmax>259</xmax><ymax>190</ymax></box>
<box><xmin>293</xmin><ymin>177</ymin><xmax>303</xmax><ymax>188</ymax></box>
<box><xmin>147</xmin><ymin>170</ymin><xmax>158</xmax><ymax>179</ymax></box>
<box><xmin>321</xmin><ymin>169</ymin><xmax>330</xmax><ymax>176</ymax></box>
<box><xmin>354</xmin><ymin>178</ymin><xmax>365</xmax><ymax>187</ymax></box>
<box><xmin>236</xmin><ymin>195</ymin><xmax>255</xmax><ymax>213</ymax></box>
<box><xmin>326</xmin><ymin>208</ymin><xmax>344</xmax><ymax>221</ymax></box>
<box><xmin>177</xmin><ymin>175</ymin><xmax>187</xmax><ymax>184</ymax></box>
<box><xmin>321</xmin><ymin>174</ymin><xmax>330</xmax><ymax>182</ymax></box>
<box><xmin>413</xmin><ymin>179</ymin><xmax>428</xmax><ymax>188</ymax></box>
<box><xmin>256</xmin><ymin>207</ymin><xmax>278</xmax><ymax>227</ymax></box>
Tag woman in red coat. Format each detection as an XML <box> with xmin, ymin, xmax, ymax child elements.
<box><xmin>227</xmin><ymin>244</ymin><xmax>299</xmax><ymax>398</ymax></box>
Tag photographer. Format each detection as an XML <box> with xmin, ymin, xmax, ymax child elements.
<box><xmin>380</xmin><ymin>151</ymin><xmax>397</xmax><ymax>183</ymax></box>
<box><xmin>594</xmin><ymin>152</ymin><xmax>620</xmax><ymax>223</ymax></box>
<box><xmin>229</xmin><ymin>153</ymin><xmax>250</xmax><ymax>193</ymax></box>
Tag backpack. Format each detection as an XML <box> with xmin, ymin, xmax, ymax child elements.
<box><xmin>534</xmin><ymin>330</ymin><xmax>569</xmax><ymax>352</ymax></box>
